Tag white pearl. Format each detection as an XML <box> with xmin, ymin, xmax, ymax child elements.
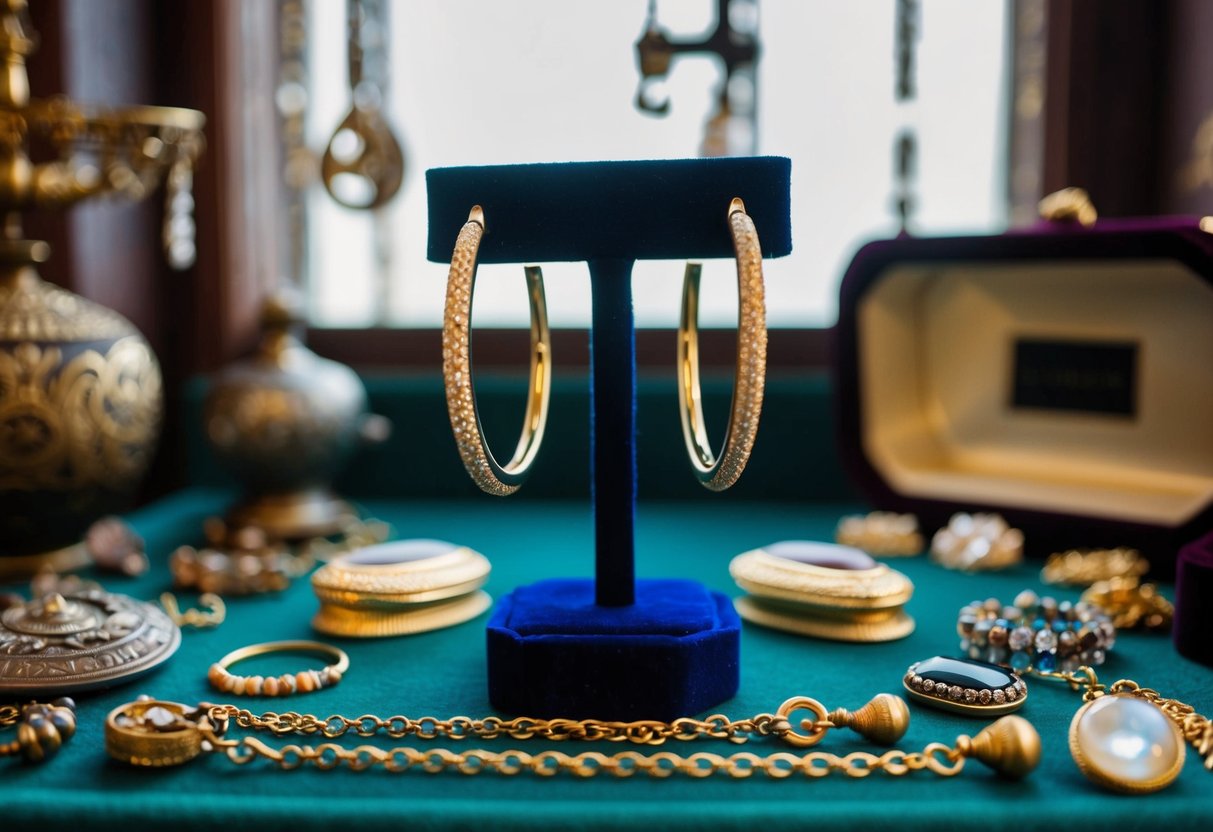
<box><xmin>1073</xmin><ymin>695</ymin><xmax>1184</xmax><ymax>791</ymax></box>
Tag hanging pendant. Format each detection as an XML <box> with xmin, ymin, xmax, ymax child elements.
<box><xmin>903</xmin><ymin>656</ymin><xmax>1027</xmax><ymax>716</ymax></box>
<box><xmin>1068</xmin><ymin>694</ymin><xmax>1186</xmax><ymax>794</ymax></box>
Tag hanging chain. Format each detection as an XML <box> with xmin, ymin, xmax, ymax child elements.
<box><xmin>892</xmin><ymin>0</ymin><xmax>919</xmax><ymax>232</ymax></box>
<box><xmin>111</xmin><ymin>694</ymin><xmax>1035</xmax><ymax>777</ymax></box>
<box><xmin>211</xmin><ymin>704</ymin><xmax>796</xmax><ymax>746</ymax></box>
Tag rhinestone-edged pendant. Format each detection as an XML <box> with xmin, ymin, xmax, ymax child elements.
<box><xmin>1069</xmin><ymin>694</ymin><xmax>1185</xmax><ymax>794</ymax></box>
<box><xmin>903</xmin><ymin>656</ymin><xmax>1027</xmax><ymax>716</ymax></box>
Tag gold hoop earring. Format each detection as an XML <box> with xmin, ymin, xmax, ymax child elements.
<box><xmin>443</xmin><ymin>205</ymin><xmax>552</xmax><ymax>496</ymax></box>
<box><xmin>678</xmin><ymin>197</ymin><xmax>767</xmax><ymax>491</ymax></box>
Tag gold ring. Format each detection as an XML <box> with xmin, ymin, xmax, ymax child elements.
<box><xmin>678</xmin><ymin>197</ymin><xmax>767</xmax><ymax>491</ymax></box>
<box><xmin>207</xmin><ymin>640</ymin><xmax>350</xmax><ymax>696</ymax></box>
<box><xmin>443</xmin><ymin>205</ymin><xmax>551</xmax><ymax>496</ymax></box>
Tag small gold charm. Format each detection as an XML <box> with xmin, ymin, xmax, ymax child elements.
<box><xmin>1080</xmin><ymin>577</ymin><xmax>1173</xmax><ymax>631</ymax></box>
<box><xmin>105</xmin><ymin>699</ymin><xmax>208</xmax><ymax>768</ymax></box>
<box><xmin>959</xmin><ymin>715</ymin><xmax>1042</xmax><ymax>779</ymax></box>
<box><xmin>776</xmin><ymin>693</ymin><xmax>910</xmax><ymax>747</ymax></box>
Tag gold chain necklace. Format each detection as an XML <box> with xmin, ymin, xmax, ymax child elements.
<box><xmin>105</xmin><ymin>694</ymin><xmax>1041</xmax><ymax>780</ymax></box>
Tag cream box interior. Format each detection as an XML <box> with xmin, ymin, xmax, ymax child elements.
<box><xmin>835</xmin><ymin>223</ymin><xmax>1213</xmax><ymax>569</ymax></box>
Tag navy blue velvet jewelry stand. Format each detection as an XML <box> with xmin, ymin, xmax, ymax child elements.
<box><xmin>426</xmin><ymin>157</ymin><xmax>792</xmax><ymax>720</ymax></box>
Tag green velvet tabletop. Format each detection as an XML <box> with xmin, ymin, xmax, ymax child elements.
<box><xmin>4</xmin><ymin>489</ymin><xmax>1211</xmax><ymax>831</ymax></box>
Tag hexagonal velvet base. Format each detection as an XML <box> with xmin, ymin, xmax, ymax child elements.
<box><xmin>487</xmin><ymin>578</ymin><xmax>741</xmax><ymax>721</ymax></box>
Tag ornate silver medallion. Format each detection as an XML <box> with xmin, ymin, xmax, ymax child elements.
<box><xmin>0</xmin><ymin>586</ymin><xmax>180</xmax><ymax>694</ymax></box>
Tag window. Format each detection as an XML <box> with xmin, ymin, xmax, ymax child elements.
<box><xmin>304</xmin><ymin>0</ymin><xmax>1009</xmax><ymax>329</ymax></box>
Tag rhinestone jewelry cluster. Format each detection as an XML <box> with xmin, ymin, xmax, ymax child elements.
<box><xmin>930</xmin><ymin>513</ymin><xmax>1024</xmax><ymax>571</ymax></box>
<box><xmin>957</xmin><ymin>590</ymin><xmax>1116</xmax><ymax>673</ymax></box>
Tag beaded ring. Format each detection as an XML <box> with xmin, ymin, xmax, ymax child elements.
<box><xmin>957</xmin><ymin>590</ymin><xmax>1115</xmax><ymax>674</ymax></box>
<box><xmin>207</xmin><ymin>640</ymin><xmax>350</xmax><ymax>696</ymax></box>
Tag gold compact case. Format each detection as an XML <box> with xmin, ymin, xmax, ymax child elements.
<box><xmin>311</xmin><ymin>540</ymin><xmax>491</xmax><ymax>637</ymax></box>
<box><xmin>729</xmin><ymin>541</ymin><xmax>914</xmax><ymax>642</ymax></box>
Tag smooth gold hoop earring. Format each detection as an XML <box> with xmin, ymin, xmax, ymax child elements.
<box><xmin>443</xmin><ymin>205</ymin><xmax>552</xmax><ymax>496</ymax></box>
<box><xmin>678</xmin><ymin>197</ymin><xmax>767</xmax><ymax>491</ymax></box>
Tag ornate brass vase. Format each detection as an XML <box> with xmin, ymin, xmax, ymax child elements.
<box><xmin>204</xmin><ymin>295</ymin><xmax>389</xmax><ymax>540</ymax></box>
<box><xmin>0</xmin><ymin>242</ymin><xmax>161</xmax><ymax>569</ymax></box>
<box><xmin>0</xmin><ymin>1</ymin><xmax>204</xmax><ymax>573</ymax></box>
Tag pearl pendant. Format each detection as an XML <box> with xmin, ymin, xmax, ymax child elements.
<box><xmin>1069</xmin><ymin>694</ymin><xmax>1186</xmax><ymax>793</ymax></box>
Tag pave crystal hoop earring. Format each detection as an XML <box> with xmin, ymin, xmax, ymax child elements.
<box><xmin>678</xmin><ymin>197</ymin><xmax>768</xmax><ymax>491</ymax></box>
<box><xmin>443</xmin><ymin>205</ymin><xmax>552</xmax><ymax>496</ymax></box>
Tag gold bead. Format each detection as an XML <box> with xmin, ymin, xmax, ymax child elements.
<box><xmin>964</xmin><ymin>715</ymin><xmax>1041</xmax><ymax>779</ymax></box>
<box><xmin>828</xmin><ymin>694</ymin><xmax>910</xmax><ymax>745</ymax></box>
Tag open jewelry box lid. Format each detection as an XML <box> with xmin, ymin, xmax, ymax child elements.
<box><xmin>833</xmin><ymin>217</ymin><xmax>1213</xmax><ymax>576</ymax></box>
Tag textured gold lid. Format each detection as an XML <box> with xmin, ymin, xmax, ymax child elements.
<box><xmin>311</xmin><ymin>539</ymin><xmax>491</xmax><ymax>609</ymax></box>
<box><xmin>729</xmin><ymin>545</ymin><xmax>914</xmax><ymax>612</ymax></box>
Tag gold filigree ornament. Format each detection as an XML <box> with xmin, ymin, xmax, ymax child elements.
<box><xmin>1080</xmin><ymin>577</ymin><xmax>1173</xmax><ymax>632</ymax></box>
<box><xmin>106</xmin><ymin>691</ymin><xmax>1041</xmax><ymax>780</ymax></box>
<box><xmin>1040</xmin><ymin>547</ymin><xmax>1148</xmax><ymax>587</ymax></box>
<box><xmin>730</xmin><ymin>542</ymin><xmax>914</xmax><ymax>642</ymax></box>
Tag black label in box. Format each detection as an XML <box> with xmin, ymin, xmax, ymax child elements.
<box><xmin>1011</xmin><ymin>339</ymin><xmax>1138</xmax><ymax>417</ymax></box>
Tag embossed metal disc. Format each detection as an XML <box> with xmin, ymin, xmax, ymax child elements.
<box><xmin>0</xmin><ymin>588</ymin><xmax>181</xmax><ymax>694</ymax></box>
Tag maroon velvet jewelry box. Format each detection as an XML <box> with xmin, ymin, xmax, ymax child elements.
<box><xmin>833</xmin><ymin>217</ymin><xmax>1213</xmax><ymax>578</ymax></box>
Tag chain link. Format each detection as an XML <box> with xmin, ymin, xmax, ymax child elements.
<box><xmin>213</xmin><ymin>705</ymin><xmax>794</xmax><ymax>747</ymax></box>
<box><xmin>197</xmin><ymin>725</ymin><xmax>971</xmax><ymax>779</ymax></box>
<box><xmin>0</xmin><ymin>705</ymin><xmax>19</xmax><ymax>728</ymax></box>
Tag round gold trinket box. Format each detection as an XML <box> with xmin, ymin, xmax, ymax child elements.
<box><xmin>311</xmin><ymin>539</ymin><xmax>491</xmax><ymax>637</ymax></box>
<box><xmin>0</xmin><ymin>587</ymin><xmax>181</xmax><ymax>694</ymax></box>
<box><xmin>730</xmin><ymin>541</ymin><xmax>915</xmax><ymax>642</ymax></box>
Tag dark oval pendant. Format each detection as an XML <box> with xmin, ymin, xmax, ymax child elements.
<box><xmin>903</xmin><ymin>656</ymin><xmax>1027</xmax><ymax>716</ymax></box>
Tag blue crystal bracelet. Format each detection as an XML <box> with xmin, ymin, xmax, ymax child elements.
<box><xmin>957</xmin><ymin>590</ymin><xmax>1116</xmax><ymax>673</ymax></box>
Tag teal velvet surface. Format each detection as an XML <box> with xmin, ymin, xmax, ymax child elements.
<box><xmin>5</xmin><ymin>489</ymin><xmax>1212</xmax><ymax>831</ymax></box>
